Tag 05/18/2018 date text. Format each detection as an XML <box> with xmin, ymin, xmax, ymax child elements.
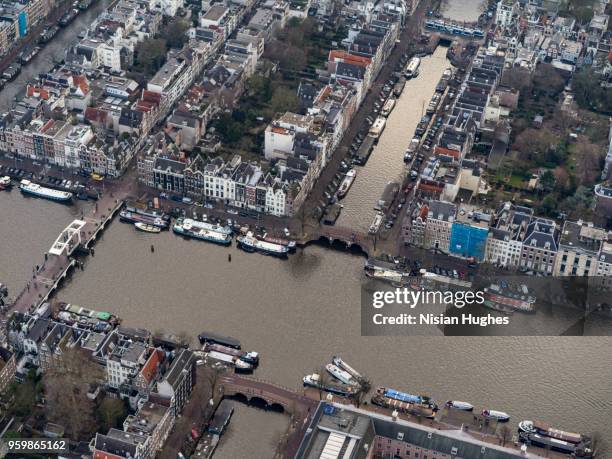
<box><xmin>3</xmin><ymin>439</ymin><xmax>69</xmax><ymax>453</ymax></box>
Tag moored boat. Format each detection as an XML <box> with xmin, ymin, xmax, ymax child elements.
<box><xmin>336</xmin><ymin>169</ymin><xmax>356</xmax><ymax>199</ymax></box>
<box><xmin>332</xmin><ymin>356</ymin><xmax>364</xmax><ymax>382</ymax></box>
<box><xmin>518</xmin><ymin>420</ymin><xmax>583</xmax><ymax>444</ymax></box>
<box><xmin>405</xmin><ymin>57</ymin><xmax>420</xmax><ymax>78</ymax></box>
<box><xmin>482</xmin><ymin>409</ymin><xmax>510</xmax><ymax>422</ymax></box>
<box><xmin>303</xmin><ymin>373</ymin><xmax>356</xmax><ymax>397</ymax></box>
<box><xmin>0</xmin><ymin>176</ymin><xmax>11</xmax><ymax>190</ymax></box>
<box><xmin>445</xmin><ymin>400</ymin><xmax>474</xmax><ymax>411</ymax></box>
<box><xmin>206</xmin><ymin>350</ymin><xmax>253</xmax><ymax>372</ymax></box>
<box><xmin>325</xmin><ymin>363</ymin><xmax>359</xmax><ymax>386</ymax></box>
<box><xmin>371</xmin><ymin>395</ymin><xmax>436</xmax><ymax>418</ymax></box>
<box><xmin>198</xmin><ymin>331</ymin><xmax>241</xmax><ymax>349</ymax></box>
<box><xmin>261</xmin><ymin>234</ymin><xmax>296</xmax><ymax>251</ymax></box>
<box><xmin>19</xmin><ymin>180</ymin><xmax>72</xmax><ymax>202</ymax></box>
<box><xmin>173</xmin><ymin>218</ymin><xmax>232</xmax><ymax>245</ymax></box>
<box><xmin>204</xmin><ymin>342</ymin><xmax>259</xmax><ymax>366</ymax></box>
<box><xmin>134</xmin><ymin>222</ymin><xmax>161</xmax><ymax>233</ymax></box>
<box><xmin>119</xmin><ymin>210</ymin><xmax>168</xmax><ymax>228</ymax></box>
<box><xmin>368</xmin><ymin>212</ymin><xmax>384</xmax><ymax>234</ymax></box>
<box><xmin>237</xmin><ymin>232</ymin><xmax>288</xmax><ymax>257</ymax></box>
<box><xmin>376</xmin><ymin>387</ymin><xmax>436</xmax><ymax>409</ymax></box>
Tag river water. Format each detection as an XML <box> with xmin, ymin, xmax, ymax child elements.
<box><xmin>0</xmin><ymin>0</ymin><xmax>611</xmax><ymax>457</ymax></box>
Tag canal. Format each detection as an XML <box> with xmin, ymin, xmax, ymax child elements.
<box><xmin>337</xmin><ymin>46</ymin><xmax>450</xmax><ymax>232</ymax></box>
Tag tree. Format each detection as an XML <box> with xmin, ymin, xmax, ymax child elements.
<box><xmin>270</xmin><ymin>87</ymin><xmax>299</xmax><ymax>115</ymax></box>
<box><xmin>533</xmin><ymin>64</ymin><xmax>566</xmax><ymax>98</ymax></box>
<box><xmin>8</xmin><ymin>369</ymin><xmax>40</xmax><ymax>417</ymax></box>
<box><xmin>573</xmin><ymin>140</ymin><xmax>603</xmax><ymax>186</ymax></box>
<box><xmin>95</xmin><ymin>397</ymin><xmax>127</xmax><ymax>432</ymax></box>
<box><xmin>44</xmin><ymin>348</ymin><xmax>104</xmax><ymax>440</ymax></box>
<box><xmin>497</xmin><ymin>425</ymin><xmax>511</xmax><ymax>446</ymax></box>
<box><xmin>162</xmin><ymin>18</ymin><xmax>190</xmax><ymax>49</ymax></box>
<box><xmin>573</xmin><ymin>68</ymin><xmax>612</xmax><ymax>114</ymax></box>
<box><xmin>134</xmin><ymin>38</ymin><xmax>168</xmax><ymax>77</ymax></box>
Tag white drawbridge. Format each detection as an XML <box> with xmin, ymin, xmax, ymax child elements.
<box><xmin>49</xmin><ymin>219</ymin><xmax>87</xmax><ymax>256</ymax></box>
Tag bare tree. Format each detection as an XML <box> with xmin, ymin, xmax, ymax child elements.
<box><xmin>497</xmin><ymin>425</ymin><xmax>511</xmax><ymax>446</ymax></box>
<box><xmin>44</xmin><ymin>347</ymin><xmax>104</xmax><ymax>440</ymax></box>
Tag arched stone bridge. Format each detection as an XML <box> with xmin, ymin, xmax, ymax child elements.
<box><xmin>219</xmin><ymin>374</ymin><xmax>317</xmax><ymax>414</ymax></box>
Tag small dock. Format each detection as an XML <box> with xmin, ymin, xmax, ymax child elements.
<box><xmin>8</xmin><ymin>190</ymin><xmax>126</xmax><ymax>314</ymax></box>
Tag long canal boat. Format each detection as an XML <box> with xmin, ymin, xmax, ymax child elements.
<box><xmin>173</xmin><ymin>218</ymin><xmax>232</xmax><ymax>245</ymax></box>
<box><xmin>19</xmin><ymin>180</ymin><xmax>72</xmax><ymax>202</ymax></box>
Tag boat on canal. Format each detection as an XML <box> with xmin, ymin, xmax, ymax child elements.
<box><xmin>19</xmin><ymin>180</ymin><xmax>72</xmax><ymax>202</ymax></box>
<box><xmin>237</xmin><ymin>232</ymin><xmax>288</xmax><ymax>257</ymax></box>
<box><xmin>518</xmin><ymin>420</ymin><xmax>583</xmax><ymax>444</ymax></box>
<box><xmin>134</xmin><ymin>222</ymin><xmax>161</xmax><ymax>233</ymax></box>
<box><xmin>173</xmin><ymin>218</ymin><xmax>232</xmax><ymax>246</ymax></box>
<box><xmin>371</xmin><ymin>395</ymin><xmax>436</xmax><ymax>418</ymax></box>
<box><xmin>0</xmin><ymin>176</ymin><xmax>11</xmax><ymax>190</ymax></box>
<box><xmin>445</xmin><ymin>400</ymin><xmax>474</xmax><ymax>411</ymax></box>
<box><xmin>336</xmin><ymin>169</ymin><xmax>356</xmax><ymax>199</ymax></box>
<box><xmin>332</xmin><ymin>356</ymin><xmax>364</xmax><ymax>382</ymax></box>
<box><xmin>368</xmin><ymin>212</ymin><xmax>384</xmax><ymax>234</ymax></box>
<box><xmin>325</xmin><ymin>363</ymin><xmax>359</xmax><ymax>387</ymax></box>
<box><xmin>261</xmin><ymin>234</ymin><xmax>296</xmax><ymax>251</ymax></box>
<box><xmin>368</xmin><ymin>117</ymin><xmax>387</xmax><ymax>139</ymax></box>
<box><xmin>376</xmin><ymin>387</ymin><xmax>436</xmax><ymax>409</ymax></box>
<box><xmin>203</xmin><ymin>342</ymin><xmax>259</xmax><ymax>366</ymax></box>
<box><xmin>303</xmin><ymin>373</ymin><xmax>356</xmax><ymax>397</ymax></box>
<box><xmin>482</xmin><ymin>409</ymin><xmax>510</xmax><ymax>422</ymax></box>
<box><xmin>206</xmin><ymin>350</ymin><xmax>253</xmax><ymax>372</ymax></box>
<box><xmin>198</xmin><ymin>331</ymin><xmax>241</xmax><ymax>349</ymax></box>
<box><xmin>381</xmin><ymin>98</ymin><xmax>396</xmax><ymax>117</ymax></box>
<box><xmin>119</xmin><ymin>210</ymin><xmax>168</xmax><ymax>229</ymax></box>
<box><xmin>405</xmin><ymin>57</ymin><xmax>420</xmax><ymax>78</ymax></box>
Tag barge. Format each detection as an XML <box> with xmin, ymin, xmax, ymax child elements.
<box><xmin>203</xmin><ymin>342</ymin><xmax>259</xmax><ymax>366</ymax></box>
<box><xmin>336</xmin><ymin>169</ymin><xmax>356</xmax><ymax>199</ymax></box>
<box><xmin>237</xmin><ymin>232</ymin><xmax>288</xmax><ymax>257</ymax></box>
<box><xmin>371</xmin><ymin>395</ymin><xmax>436</xmax><ymax>418</ymax></box>
<box><xmin>303</xmin><ymin>373</ymin><xmax>356</xmax><ymax>397</ymax></box>
<box><xmin>198</xmin><ymin>331</ymin><xmax>241</xmax><ymax>349</ymax></box>
<box><xmin>376</xmin><ymin>387</ymin><xmax>437</xmax><ymax>409</ymax></box>
<box><xmin>173</xmin><ymin>218</ymin><xmax>232</xmax><ymax>245</ymax></box>
<box><xmin>405</xmin><ymin>57</ymin><xmax>420</xmax><ymax>78</ymax></box>
<box><xmin>19</xmin><ymin>180</ymin><xmax>72</xmax><ymax>202</ymax></box>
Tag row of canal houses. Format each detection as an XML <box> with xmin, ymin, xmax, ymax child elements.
<box><xmin>7</xmin><ymin>302</ymin><xmax>197</xmax><ymax>459</ymax></box>
<box><xmin>138</xmin><ymin>0</ymin><xmax>405</xmax><ymax>216</ymax></box>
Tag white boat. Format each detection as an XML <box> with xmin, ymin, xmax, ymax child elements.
<box><xmin>332</xmin><ymin>356</ymin><xmax>364</xmax><ymax>381</ymax></box>
<box><xmin>19</xmin><ymin>179</ymin><xmax>72</xmax><ymax>202</ymax></box>
<box><xmin>405</xmin><ymin>57</ymin><xmax>420</xmax><ymax>78</ymax></box>
<box><xmin>368</xmin><ymin>212</ymin><xmax>384</xmax><ymax>234</ymax></box>
<box><xmin>381</xmin><ymin>98</ymin><xmax>396</xmax><ymax>117</ymax></box>
<box><xmin>134</xmin><ymin>222</ymin><xmax>161</xmax><ymax>233</ymax></box>
<box><xmin>178</xmin><ymin>218</ymin><xmax>232</xmax><ymax>235</ymax></box>
<box><xmin>445</xmin><ymin>400</ymin><xmax>474</xmax><ymax>411</ymax></box>
<box><xmin>0</xmin><ymin>176</ymin><xmax>11</xmax><ymax>190</ymax></box>
<box><xmin>325</xmin><ymin>363</ymin><xmax>358</xmax><ymax>386</ymax></box>
<box><xmin>173</xmin><ymin>218</ymin><xmax>232</xmax><ymax>245</ymax></box>
<box><xmin>368</xmin><ymin>117</ymin><xmax>386</xmax><ymax>138</ymax></box>
<box><xmin>337</xmin><ymin>169</ymin><xmax>356</xmax><ymax>199</ymax></box>
<box><xmin>482</xmin><ymin>409</ymin><xmax>510</xmax><ymax>422</ymax></box>
<box><xmin>206</xmin><ymin>350</ymin><xmax>253</xmax><ymax>371</ymax></box>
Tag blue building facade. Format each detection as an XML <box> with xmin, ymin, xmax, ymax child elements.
<box><xmin>449</xmin><ymin>222</ymin><xmax>488</xmax><ymax>260</ymax></box>
<box><xmin>18</xmin><ymin>11</ymin><xmax>27</xmax><ymax>37</ymax></box>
